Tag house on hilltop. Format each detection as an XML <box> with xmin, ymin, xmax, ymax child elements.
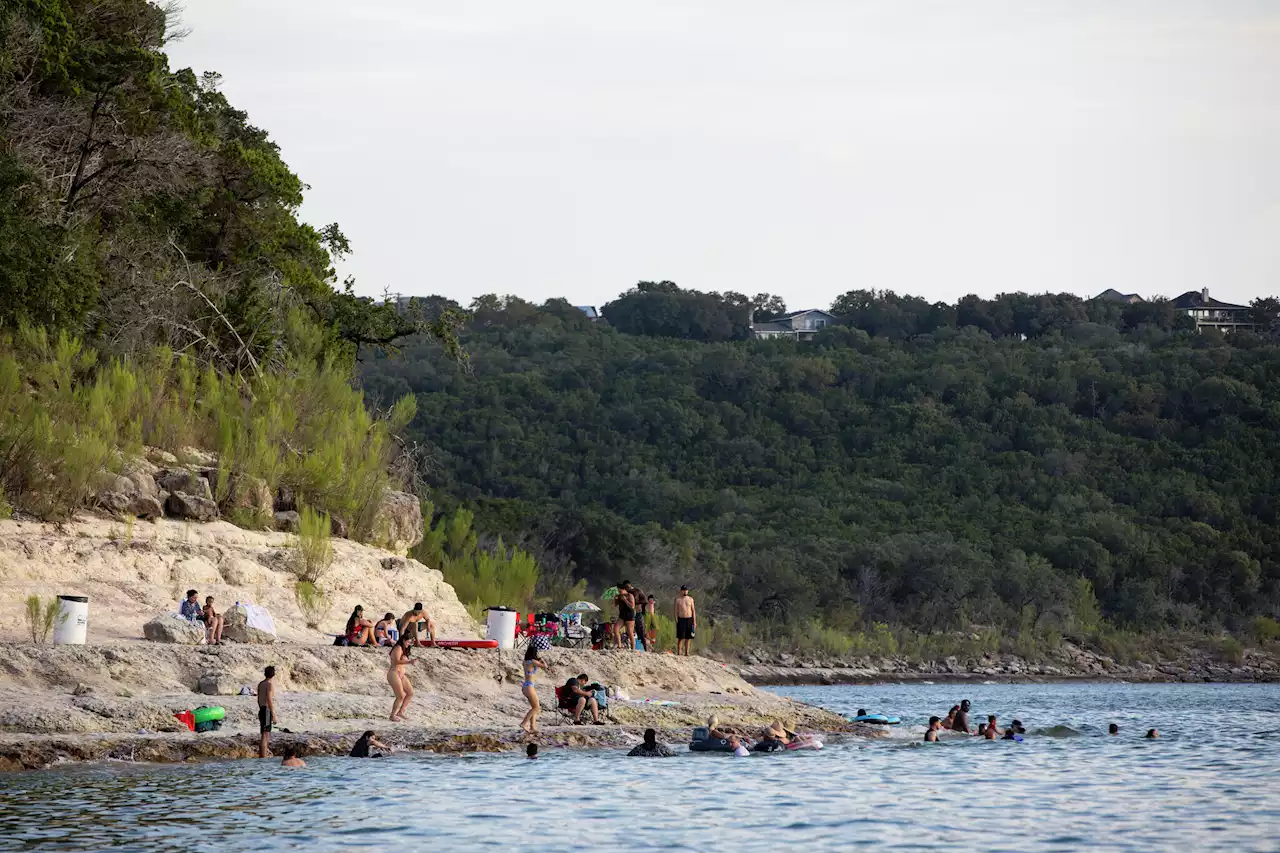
<box><xmin>750</xmin><ymin>309</ymin><xmax>838</xmax><ymax>340</ymax></box>
<box><xmin>576</xmin><ymin>306</ymin><xmax>601</xmax><ymax>321</ymax></box>
<box><xmin>1094</xmin><ymin>288</ymin><xmax>1144</xmax><ymax>304</ymax></box>
<box><xmin>1171</xmin><ymin>288</ymin><xmax>1257</xmax><ymax>334</ymax></box>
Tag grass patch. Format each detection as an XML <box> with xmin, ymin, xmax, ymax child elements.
<box><xmin>294</xmin><ymin>581</ymin><xmax>330</xmax><ymax>629</ymax></box>
<box><xmin>290</xmin><ymin>505</ymin><xmax>334</xmax><ymax>585</ymax></box>
<box><xmin>24</xmin><ymin>595</ymin><xmax>60</xmax><ymax>644</ymax></box>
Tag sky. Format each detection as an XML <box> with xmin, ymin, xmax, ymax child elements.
<box><xmin>168</xmin><ymin>1</ymin><xmax>1280</xmax><ymax>311</ymax></box>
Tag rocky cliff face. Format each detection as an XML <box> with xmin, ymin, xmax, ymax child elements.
<box><xmin>0</xmin><ymin>516</ymin><xmax>475</xmax><ymax>644</ymax></box>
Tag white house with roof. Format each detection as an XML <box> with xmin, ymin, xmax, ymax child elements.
<box><xmin>749</xmin><ymin>309</ymin><xmax>839</xmax><ymax>340</ymax></box>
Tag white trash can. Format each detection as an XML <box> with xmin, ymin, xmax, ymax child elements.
<box><xmin>52</xmin><ymin>595</ymin><xmax>89</xmax><ymax>645</ymax></box>
<box><xmin>485</xmin><ymin>607</ymin><xmax>517</xmax><ymax>650</ymax></box>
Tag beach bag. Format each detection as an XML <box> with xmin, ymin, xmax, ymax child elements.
<box><xmin>332</xmin><ymin>636</ymin><xmax>349</xmax><ymax>646</ymax></box>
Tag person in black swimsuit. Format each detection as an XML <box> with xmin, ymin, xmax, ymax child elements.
<box><xmin>616</xmin><ymin>581</ymin><xmax>636</xmax><ymax>651</ymax></box>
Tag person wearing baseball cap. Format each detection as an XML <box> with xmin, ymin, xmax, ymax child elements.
<box><xmin>675</xmin><ymin>585</ymin><xmax>696</xmax><ymax>656</ymax></box>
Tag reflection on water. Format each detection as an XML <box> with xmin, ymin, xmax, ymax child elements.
<box><xmin>1</xmin><ymin>683</ymin><xmax>1278</xmax><ymax>852</ymax></box>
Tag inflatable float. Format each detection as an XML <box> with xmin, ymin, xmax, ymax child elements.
<box><xmin>413</xmin><ymin>639</ymin><xmax>499</xmax><ymax>649</ymax></box>
<box><xmin>752</xmin><ymin>737</ymin><xmax>823</xmax><ymax>753</ymax></box>
<box><xmin>851</xmin><ymin>713</ymin><xmax>901</xmax><ymax>725</ymax></box>
<box><xmin>689</xmin><ymin>737</ymin><xmax>738</xmax><ymax>753</ymax></box>
<box><xmin>174</xmin><ymin>706</ymin><xmax>225</xmax><ymax>732</ymax></box>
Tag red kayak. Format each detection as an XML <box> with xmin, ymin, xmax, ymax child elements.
<box><xmin>415</xmin><ymin>639</ymin><xmax>499</xmax><ymax>649</ymax></box>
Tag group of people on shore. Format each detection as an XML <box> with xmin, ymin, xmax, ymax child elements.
<box><xmin>924</xmin><ymin>699</ymin><xmax>1160</xmax><ymax>741</ymax></box>
<box><xmin>343</xmin><ymin>602</ymin><xmax>435</xmax><ymax>648</ymax></box>
<box><xmin>179</xmin><ymin>589</ymin><xmax>225</xmax><ymax>645</ymax></box>
<box><xmin>598</xmin><ymin>583</ymin><xmax>698</xmax><ymax>655</ymax></box>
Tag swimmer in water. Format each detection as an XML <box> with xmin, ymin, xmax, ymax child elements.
<box><xmin>281</xmin><ymin>745</ymin><xmax>306</xmax><ymax>767</ymax></box>
<box><xmin>1109</xmin><ymin>723</ymin><xmax>1119</xmax><ymax>736</ymax></box>
<box><xmin>729</xmin><ymin>734</ymin><xmax>750</xmax><ymax>757</ymax></box>
<box><xmin>942</xmin><ymin>705</ymin><xmax>959</xmax><ymax>730</ymax></box>
<box><xmin>951</xmin><ymin>700</ymin><xmax>973</xmax><ymax>734</ymax></box>
<box><xmin>986</xmin><ymin>714</ymin><xmax>1003</xmax><ymax>737</ymax></box>
<box><xmin>1145</xmin><ymin>728</ymin><xmax>1159</xmax><ymax>739</ymax></box>
<box><xmin>925</xmin><ymin>716</ymin><xmax>942</xmax><ymax>742</ymax></box>
<box><xmin>527</xmin><ymin>743</ymin><xmax>538</xmax><ymax>759</ymax></box>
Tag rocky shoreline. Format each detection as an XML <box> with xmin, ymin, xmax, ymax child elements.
<box><xmin>735</xmin><ymin>641</ymin><xmax>1280</xmax><ymax>686</ymax></box>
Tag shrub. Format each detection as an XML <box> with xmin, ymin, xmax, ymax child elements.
<box><xmin>294</xmin><ymin>581</ymin><xmax>330</xmax><ymax>629</ymax></box>
<box><xmin>23</xmin><ymin>595</ymin><xmax>60</xmax><ymax>644</ymax></box>
<box><xmin>1251</xmin><ymin>616</ymin><xmax>1280</xmax><ymax>645</ymax></box>
<box><xmin>1214</xmin><ymin>635</ymin><xmax>1246</xmax><ymax>665</ymax></box>
<box><xmin>291</xmin><ymin>505</ymin><xmax>334</xmax><ymax>585</ymax></box>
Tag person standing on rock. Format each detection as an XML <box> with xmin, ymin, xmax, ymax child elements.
<box><xmin>632</xmin><ymin>586</ymin><xmax>648</xmax><ymax>651</ymax></box>
<box><xmin>388</xmin><ymin>635</ymin><xmax>415</xmax><ymax>721</ymax></box>
<box><xmin>675</xmin><ymin>586</ymin><xmax>697</xmax><ymax>656</ymax></box>
<box><xmin>519</xmin><ymin>645</ymin><xmax>550</xmax><ymax>734</ymax></box>
<box><xmin>257</xmin><ymin>666</ymin><xmax>277</xmax><ymax>758</ymax></box>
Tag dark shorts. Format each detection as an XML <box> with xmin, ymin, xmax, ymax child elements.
<box><xmin>677</xmin><ymin>617</ymin><xmax>695</xmax><ymax>640</ymax></box>
<box><xmin>258</xmin><ymin>705</ymin><xmax>273</xmax><ymax>733</ymax></box>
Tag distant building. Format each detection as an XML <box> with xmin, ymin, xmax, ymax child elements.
<box><xmin>1094</xmin><ymin>288</ymin><xmax>1144</xmax><ymax>304</ymax></box>
<box><xmin>1171</xmin><ymin>288</ymin><xmax>1258</xmax><ymax>334</ymax></box>
<box><xmin>576</xmin><ymin>306</ymin><xmax>601</xmax><ymax>321</ymax></box>
<box><xmin>750</xmin><ymin>309</ymin><xmax>838</xmax><ymax>340</ymax></box>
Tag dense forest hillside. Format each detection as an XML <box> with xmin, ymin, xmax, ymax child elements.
<box><xmin>0</xmin><ymin>1</ymin><xmax>454</xmax><ymax>534</ymax></box>
<box><xmin>360</xmin><ymin>291</ymin><xmax>1280</xmax><ymax>647</ymax></box>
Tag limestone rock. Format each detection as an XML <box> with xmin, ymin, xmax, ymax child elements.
<box><xmin>166</xmin><ymin>491</ymin><xmax>219</xmax><ymax>522</ymax></box>
<box><xmin>178</xmin><ymin>447</ymin><xmax>218</xmax><ymax>467</ymax></box>
<box><xmin>223</xmin><ymin>474</ymin><xmax>273</xmax><ymax>521</ymax></box>
<box><xmin>145</xmin><ymin>447</ymin><xmax>179</xmax><ymax>466</ymax></box>
<box><xmin>371</xmin><ymin>489</ymin><xmax>424</xmax><ymax>554</ymax></box>
<box><xmin>380</xmin><ymin>556</ymin><xmax>408</xmax><ymax>572</ymax></box>
<box><xmin>143</xmin><ymin>614</ymin><xmax>205</xmax><ymax>644</ymax></box>
<box><xmin>330</xmin><ymin>514</ymin><xmax>349</xmax><ymax>539</ymax></box>
<box><xmin>122</xmin><ymin>457</ymin><xmax>160</xmax><ymax>498</ymax></box>
<box><xmin>197</xmin><ymin>672</ymin><xmax>234</xmax><ymax>695</ymax></box>
<box><xmin>273</xmin><ymin>510</ymin><xmax>300</xmax><ymax>533</ymax></box>
<box><xmin>158</xmin><ymin>469</ymin><xmax>213</xmax><ymax>501</ymax></box>
<box><xmin>222</xmin><ymin>605</ymin><xmax>277</xmax><ymax>644</ymax></box>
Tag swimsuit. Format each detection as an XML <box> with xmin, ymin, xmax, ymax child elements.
<box><xmin>522</xmin><ymin>661</ymin><xmax>538</xmax><ymax>688</ymax></box>
<box><xmin>676</xmin><ymin>617</ymin><xmax>695</xmax><ymax>640</ymax></box>
<box><xmin>618</xmin><ymin>599</ymin><xmax>635</xmax><ymax>621</ymax></box>
<box><xmin>258</xmin><ymin>705</ymin><xmax>273</xmax><ymax>733</ymax></box>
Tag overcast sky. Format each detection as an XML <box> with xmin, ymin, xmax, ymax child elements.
<box><xmin>169</xmin><ymin>1</ymin><xmax>1280</xmax><ymax>310</ymax></box>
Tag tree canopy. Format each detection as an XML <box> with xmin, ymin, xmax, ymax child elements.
<box><xmin>361</xmin><ymin>290</ymin><xmax>1280</xmax><ymax>638</ymax></box>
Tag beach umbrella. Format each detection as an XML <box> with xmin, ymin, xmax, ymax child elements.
<box><xmin>561</xmin><ymin>600</ymin><xmax>601</xmax><ymax>613</ymax></box>
<box><xmin>602</xmin><ymin>586</ymin><xmax>620</xmax><ymax>600</ymax></box>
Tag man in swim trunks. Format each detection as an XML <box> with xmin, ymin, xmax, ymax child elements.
<box><xmin>675</xmin><ymin>585</ymin><xmax>696</xmax><ymax>656</ymax></box>
<box><xmin>951</xmin><ymin>699</ymin><xmax>972</xmax><ymax>734</ymax></box>
<box><xmin>257</xmin><ymin>665</ymin><xmax>277</xmax><ymax>758</ymax></box>
<box><xmin>399</xmin><ymin>602</ymin><xmax>435</xmax><ymax>646</ymax></box>
<box><xmin>925</xmin><ymin>716</ymin><xmax>942</xmax><ymax>742</ymax></box>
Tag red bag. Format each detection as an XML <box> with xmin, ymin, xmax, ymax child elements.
<box><xmin>174</xmin><ymin>710</ymin><xmax>195</xmax><ymax>732</ymax></box>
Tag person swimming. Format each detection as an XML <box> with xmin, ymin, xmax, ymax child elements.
<box><xmin>951</xmin><ymin>700</ymin><xmax>972</xmax><ymax>734</ymax></box>
<box><xmin>1145</xmin><ymin>728</ymin><xmax>1159</xmax><ymax>739</ymax></box>
<box><xmin>925</xmin><ymin>716</ymin><xmax>942</xmax><ymax>742</ymax></box>
<box><xmin>526</xmin><ymin>743</ymin><xmax>538</xmax><ymax>759</ymax></box>
<box><xmin>1108</xmin><ymin>723</ymin><xmax>1120</xmax><ymax>735</ymax></box>
<box><xmin>350</xmin><ymin>730</ymin><xmax>391</xmax><ymax>758</ymax></box>
<box><xmin>986</xmin><ymin>714</ymin><xmax>1003</xmax><ymax>736</ymax></box>
<box><xmin>943</xmin><ymin>705</ymin><xmax>960</xmax><ymax>729</ymax></box>
<box><xmin>728</xmin><ymin>734</ymin><xmax>750</xmax><ymax>757</ymax></box>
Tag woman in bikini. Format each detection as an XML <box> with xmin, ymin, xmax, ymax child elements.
<box><xmin>519</xmin><ymin>645</ymin><xmax>550</xmax><ymax>734</ymax></box>
<box><xmin>387</xmin><ymin>635</ymin><xmax>415</xmax><ymax>721</ymax></box>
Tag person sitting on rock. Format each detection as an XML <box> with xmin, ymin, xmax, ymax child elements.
<box><xmin>180</xmin><ymin>590</ymin><xmax>207</xmax><ymax>643</ymax></box>
<box><xmin>203</xmin><ymin>596</ymin><xmax>225</xmax><ymax>645</ymax></box>
<box><xmin>374</xmin><ymin>613</ymin><xmax>398</xmax><ymax>646</ymax></box>
<box><xmin>627</xmin><ymin>728</ymin><xmax>674</xmax><ymax>757</ymax></box>
<box><xmin>345</xmin><ymin>605</ymin><xmax>376</xmax><ymax>647</ymax></box>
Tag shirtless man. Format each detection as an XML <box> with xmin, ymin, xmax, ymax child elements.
<box><xmin>257</xmin><ymin>666</ymin><xmax>277</xmax><ymax>758</ymax></box>
<box><xmin>674</xmin><ymin>585</ymin><xmax>696</xmax><ymax>656</ymax></box>
<box><xmin>399</xmin><ymin>602</ymin><xmax>435</xmax><ymax>646</ymax></box>
<box><xmin>951</xmin><ymin>699</ymin><xmax>972</xmax><ymax>734</ymax></box>
<box><xmin>924</xmin><ymin>716</ymin><xmax>942</xmax><ymax>742</ymax></box>
<box><xmin>986</xmin><ymin>714</ymin><xmax>1003</xmax><ymax>737</ymax></box>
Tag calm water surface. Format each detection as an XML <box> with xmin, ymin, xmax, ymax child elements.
<box><xmin>1</xmin><ymin>683</ymin><xmax>1278</xmax><ymax>852</ymax></box>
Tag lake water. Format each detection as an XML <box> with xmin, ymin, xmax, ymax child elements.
<box><xmin>1</xmin><ymin>682</ymin><xmax>1278</xmax><ymax>852</ymax></box>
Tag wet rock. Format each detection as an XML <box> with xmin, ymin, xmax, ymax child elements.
<box><xmin>371</xmin><ymin>489</ymin><xmax>423</xmax><ymax>553</ymax></box>
<box><xmin>143</xmin><ymin>614</ymin><xmax>205</xmax><ymax>644</ymax></box>
<box><xmin>273</xmin><ymin>510</ymin><xmax>300</xmax><ymax>533</ymax></box>
<box><xmin>166</xmin><ymin>491</ymin><xmax>219</xmax><ymax>522</ymax></box>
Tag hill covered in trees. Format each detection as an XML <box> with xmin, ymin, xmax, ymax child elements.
<box><xmin>361</xmin><ymin>291</ymin><xmax>1280</xmax><ymax>650</ymax></box>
